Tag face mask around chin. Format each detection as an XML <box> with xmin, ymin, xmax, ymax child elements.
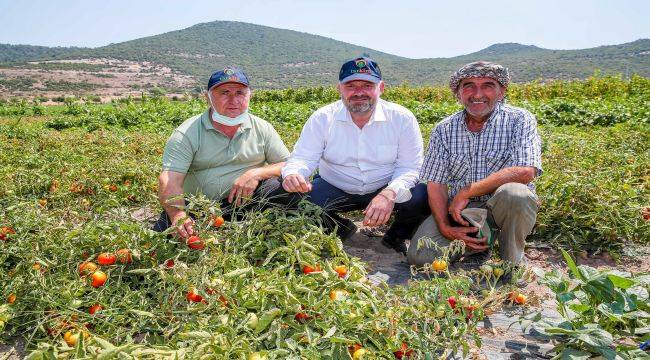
<box><xmin>210</xmin><ymin>109</ymin><xmax>249</xmax><ymax>126</ymax></box>
<box><xmin>207</xmin><ymin>92</ymin><xmax>249</xmax><ymax>126</ymax></box>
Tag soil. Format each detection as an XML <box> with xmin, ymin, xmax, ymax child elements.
<box><xmin>343</xmin><ymin>215</ymin><xmax>649</xmax><ymax>359</ymax></box>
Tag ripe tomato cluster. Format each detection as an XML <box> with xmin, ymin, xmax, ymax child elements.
<box><xmin>446</xmin><ymin>295</ymin><xmax>479</xmax><ymax>320</ymax></box>
<box><xmin>77</xmin><ymin>249</ymin><xmax>133</xmax><ymax>289</ymax></box>
<box><xmin>186</xmin><ymin>287</ymin><xmax>228</xmax><ymax>306</ymax></box>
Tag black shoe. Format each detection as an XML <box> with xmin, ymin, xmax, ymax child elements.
<box><xmin>335</xmin><ymin>218</ymin><xmax>358</xmax><ymax>240</ymax></box>
<box><xmin>498</xmin><ymin>263</ymin><xmax>529</xmax><ymax>288</ymax></box>
<box><xmin>460</xmin><ymin>249</ymin><xmax>492</xmax><ymax>267</ymax></box>
<box><xmin>381</xmin><ymin>235</ymin><xmax>407</xmax><ymax>255</ymax></box>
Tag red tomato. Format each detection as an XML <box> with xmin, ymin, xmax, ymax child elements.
<box><xmin>348</xmin><ymin>343</ymin><xmax>362</xmax><ymax>356</ymax></box>
<box><xmin>334</xmin><ymin>265</ymin><xmax>348</xmax><ymax>278</ymax></box>
<box><xmin>89</xmin><ymin>304</ymin><xmax>103</xmax><ymax>314</ymax></box>
<box><xmin>0</xmin><ymin>226</ymin><xmax>16</xmax><ymax>241</ymax></box>
<box><xmin>116</xmin><ymin>249</ymin><xmax>132</xmax><ymax>264</ymax></box>
<box><xmin>447</xmin><ymin>296</ymin><xmax>457</xmax><ymax>309</ymax></box>
<box><xmin>212</xmin><ymin>216</ymin><xmax>225</xmax><ymax>228</ymax></box>
<box><xmin>294</xmin><ymin>312</ymin><xmax>312</xmax><ymax>323</ymax></box>
<box><xmin>302</xmin><ymin>264</ymin><xmax>321</xmax><ymax>274</ymax></box>
<box><xmin>97</xmin><ymin>252</ymin><xmax>116</xmax><ymax>266</ymax></box>
<box><xmin>186</xmin><ymin>289</ymin><xmax>206</xmax><ymax>303</ymax></box>
<box><xmin>164</xmin><ymin>259</ymin><xmax>175</xmax><ymax>268</ymax></box>
<box><xmin>393</xmin><ymin>342</ymin><xmax>414</xmax><ymax>359</ymax></box>
<box><xmin>514</xmin><ymin>293</ymin><xmax>527</xmax><ymax>305</ymax></box>
<box><xmin>78</xmin><ymin>262</ymin><xmax>98</xmax><ymax>276</ymax></box>
<box><xmin>90</xmin><ymin>271</ymin><xmax>107</xmax><ymax>288</ymax></box>
<box><xmin>187</xmin><ymin>236</ymin><xmax>205</xmax><ymax>250</ymax></box>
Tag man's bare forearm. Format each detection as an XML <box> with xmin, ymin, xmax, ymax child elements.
<box><xmin>249</xmin><ymin>162</ymin><xmax>285</xmax><ymax>180</ymax></box>
<box><xmin>158</xmin><ymin>171</ymin><xmax>187</xmax><ymax>220</ymax></box>
<box><xmin>427</xmin><ymin>182</ymin><xmax>451</xmax><ymax>229</ymax></box>
<box><xmin>460</xmin><ymin>166</ymin><xmax>535</xmax><ymax>199</ymax></box>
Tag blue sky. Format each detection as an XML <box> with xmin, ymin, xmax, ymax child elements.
<box><xmin>0</xmin><ymin>0</ymin><xmax>648</xmax><ymax>58</ymax></box>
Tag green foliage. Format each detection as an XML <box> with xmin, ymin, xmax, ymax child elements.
<box><xmin>43</xmin><ymin>80</ymin><xmax>102</xmax><ymax>92</ymax></box>
<box><xmin>0</xmin><ymin>195</ymin><xmax>480</xmax><ymax>358</ymax></box>
<box><xmin>0</xmin><ymin>78</ymin><xmax>649</xmax><ymax>358</ymax></box>
<box><xmin>18</xmin><ymin>62</ymin><xmax>107</xmax><ymax>72</ymax></box>
<box><xmin>0</xmin><ymin>44</ymin><xmax>82</xmax><ymax>63</ymax></box>
<box><xmin>520</xmin><ymin>250</ymin><xmax>650</xmax><ymax>359</ymax></box>
<box><xmin>534</xmin><ymin>123</ymin><xmax>649</xmax><ymax>253</ymax></box>
<box><xmin>0</xmin><ymin>78</ymin><xmax>648</xmax><ymax>255</ymax></box>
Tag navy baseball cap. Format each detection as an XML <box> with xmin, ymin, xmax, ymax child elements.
<box><xmin>207</xmin><ymin>66</ymin><xmax>250</xmax><ymax>90</ymax></box>
<box><xmin>339</xmin><ymin>57</ymin><xmax>382</xmax><ymax>84</ymax></box>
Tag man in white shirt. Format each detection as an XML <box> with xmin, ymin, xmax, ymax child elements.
<box><xmin>281</xmin><ymin>57</ymin><xmax>429</xmax><ymax>254</ymax></box>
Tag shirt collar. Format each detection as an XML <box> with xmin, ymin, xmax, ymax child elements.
<box><xmin>202</xmin><ymin>109</ymin><xmax>252</xmax><ymax>132</ymax></box>
<box><xmin>334</xmin><ymin>99</ymin><xmax>386</xmax><ymax>123</ymax></box>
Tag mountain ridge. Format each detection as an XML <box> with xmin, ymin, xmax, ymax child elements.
<box><xmin>0</xmin><ymin>21</ymin><xmax>648</xmax><ymax>89</ymax></box>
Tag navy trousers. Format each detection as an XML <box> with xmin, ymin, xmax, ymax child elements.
<box><xmin>281</xmin><ymin>175</ymin><xmax>430</xmax><ymax>239</ymax></box>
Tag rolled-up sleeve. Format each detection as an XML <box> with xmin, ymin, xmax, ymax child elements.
<box><xmin>281</xmin><ymin>112</ymin><xmax>326</xmax><ymax>179</ymax></box>
<box><xmin>162</xmin><ymin>130</ymin><xmax>194</xmax><ymax>174</ymax></box>
<box><xmin>510</xmin><ymin>111</ymin><xmax>543</xmax><ymax>176</ymax></box>
<box><xmin>386</xmin><ymin>115</ymin><xmax>423</xmax><ymax>203</ymax></box>
<box><xmin>419</xmin><ymin>126</ymin><xmax>449</xmax><ymax>184</ymax></box>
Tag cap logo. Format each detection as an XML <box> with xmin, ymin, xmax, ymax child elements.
<box><xmin>224</xmin><ymin>68</ymin><xmax>235</xmax><ymax>76</ymax></box>
<box><xmin>355</xmin><ymin>59</ymin><xmax>367</xmax><ymax>68</ymax></box>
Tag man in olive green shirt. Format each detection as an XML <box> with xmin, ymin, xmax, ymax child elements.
<box><xmin>154</xmin><ymin>66</ymin><xmax>290</xmax><ymax>238</ymax></box>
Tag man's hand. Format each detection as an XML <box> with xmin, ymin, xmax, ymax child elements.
<box><xmin>282</xmin><ymin>174</ymin><xmax>312</xmax><ymax>193</ymax></box>
<box><xmin>448</xmin><ymin>188</ymin><xmax>471</xmax><ymax>226</ymax></box>
<box><xmin>228</xmin><ymin>169</ymin><xmax>261</xmax><ymax>205</ymax></box>
<box><xmin>363</xmin><ymin>189</ymin><xmax>395</xmax><ymax>227</ymax></box>
<box><xmin>170</xmin><ymin>211</ymin><xmax>195</xmax><ymax>238</ymax></box>
<box><xmin>439</xmin><ymin>224</ymin><xmax>488</xmax><ymax>251</ymax></box>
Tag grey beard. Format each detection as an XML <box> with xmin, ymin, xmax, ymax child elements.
<box><xmin>345</xmin><ymin>100</ymin><xmax>374</xmax><ymax>114</ymax></box>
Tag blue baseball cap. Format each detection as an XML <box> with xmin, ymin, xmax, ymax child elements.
<box><xmin>339</xmin><ymin>57</ymin><xmax>382</xmax><ymax>84</ymax></box>
<box><xmin>207</xmin><ymin>66</ymin><xmax>250</xmax><ymax>90</ymax></box>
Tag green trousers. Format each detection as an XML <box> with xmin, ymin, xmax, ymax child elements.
<box><xmin>406</xmin><ymin>183</ymin><xmax>538</xmax><ymax>266</ymax></box>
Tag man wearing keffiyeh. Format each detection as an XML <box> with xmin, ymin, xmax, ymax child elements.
<box><xmin>408</xmin><ymin>61</ymin><xmax>542</xmax><ymax>272</ymax></box>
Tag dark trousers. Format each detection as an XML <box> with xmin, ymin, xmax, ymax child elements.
<box><xmin>152</xmin><ymin>177</ymin><xmax>290</xmax><ymax>233</ymax></box>
<box><xmin>279</xmin><ymin>175</ymin><xmax>430</xmax><ymax>239</ymax></box>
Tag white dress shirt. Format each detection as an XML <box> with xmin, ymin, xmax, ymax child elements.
<box><xmin>282</xmin><ymin>99</ymin><xmax>423</xmax><ymax>203</ymax></box>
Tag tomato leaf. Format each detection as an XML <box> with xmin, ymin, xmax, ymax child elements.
<box><xmin>254</xmin><ymin>308</ymin><xmax>281</xmax><ymax>334</ymax></box>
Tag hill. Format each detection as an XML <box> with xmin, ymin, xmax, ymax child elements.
<box><xmin>61</xmin><ymin>21</ymin><xmax>405</xmax><ymax>88</ymax></box>
<box><xmin>0</xmin><ymin>21</ymin><xmax>648</xmax><ymax>92</ymax></box>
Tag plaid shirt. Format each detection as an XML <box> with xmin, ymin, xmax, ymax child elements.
<box><xmin>420</xmin><ymin>102</ymin><xmax>542</xmax><ymax>202</ymax></box>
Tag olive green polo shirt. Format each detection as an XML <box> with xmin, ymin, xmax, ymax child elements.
<box><xmin>162</xmin><ymin>110</ymin><xmax>290</xmax><ymax>200</ymax></box>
